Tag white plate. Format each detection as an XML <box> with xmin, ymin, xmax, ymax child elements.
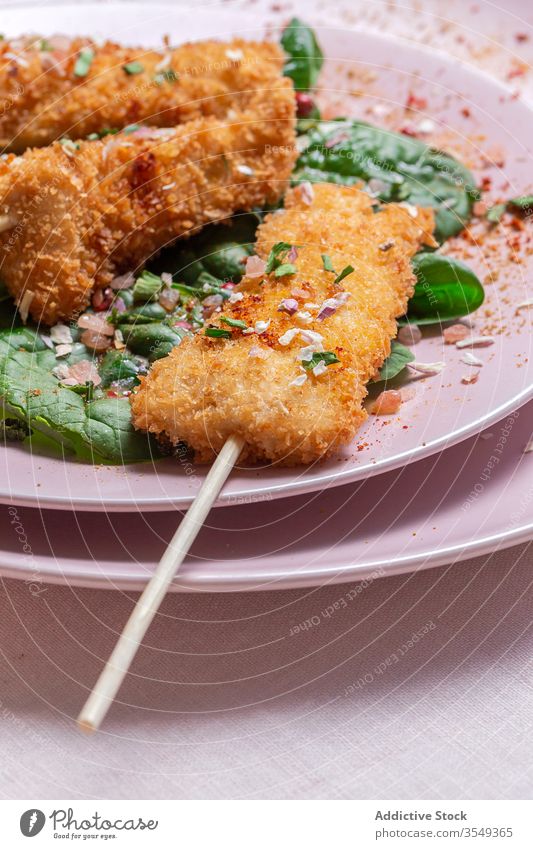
<box><xmin>0</xmin><ymin>3</ymin><xmax>532</xmax><ymax>511</ymax></box>
<box><xmin>2</xmin><ymin>399</ymin><xmax>532</xmax><ymax>591</ymax></box>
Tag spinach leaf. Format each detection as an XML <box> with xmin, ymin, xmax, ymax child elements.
<box><xmin>98</xmin><ymin>350</ymin><xmax>147</xmax><ymax>387</ymax></box>
<box><xmin>407</xmin><ymin>253</ymin><xmax>484</xmax><ymax>324</ymax></box>
<box><xmin>133</xmin><ymin>270</ymin><xmax>163</xmax><ymax>302</ymax></box>
<box><xmin>293</xmin><ymin>119</ymin><xmax>479</xmax><ymax>241</ymax></box>
<box><xmin>115</xmin><ymin>302</ymin><xmax>168</xmax><ymax>324</ymax></box>
<box><xmin>84</xmin><ymin>397</ymin><xmax>160</xmax><ymax>463</ymax></box>
<box><xmin>281</xmin><ymin>17</ymin><xmax>324</xmax><ymax>91</ymax></box>
<box><xmin>121</xmin><ymin>322</ymin><xmax>186</xmax><ymax>361</ymax></box>
<box><xmin>150</xmin><ymin>214</ymin><xmax>259</xmax><ymax>287</ymax></box>
<box><xmin>373</xmin><ymin>341</ymin><xmax>415</xmax><ymax>383</ymax></box>
<box><xmin>0</xmin><ymin>333</ymin><xmax>159</xmax><ymax>463</ymax></box>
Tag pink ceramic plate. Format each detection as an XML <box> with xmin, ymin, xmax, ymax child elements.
<box><xmin>0</xmin><ymin>3</ymin><xmax>532</xmax><ymax>511</ymax></box>
<box><xmin>2</xmin><ymin>399</ymin><xmax>532</xmax><ymax>590</ymax></box>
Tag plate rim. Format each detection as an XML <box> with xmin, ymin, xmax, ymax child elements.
<box><xmin>1</xmin><ymin>513</ymin><xmax>531</xmax><ymax>592</ymax></box>
<box><xmin>2</xmin><ymin>386</ymin><xmax>533</xmax><ymax>511</ymax></box>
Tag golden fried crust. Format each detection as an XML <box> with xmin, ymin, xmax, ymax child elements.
<box><xmin>130</xmin><ymin>183</ymin><xmax>435</xmax><ymax>465</ymax></box>
<box><xmin>0</xmin><ymin>36</ymin><xmax>286</xmax><ymax>151</ymax></box>
<box><xmin>0</xmin><ymin>78</ymin><xmax>296</xmax><ymax>325</ymax></box>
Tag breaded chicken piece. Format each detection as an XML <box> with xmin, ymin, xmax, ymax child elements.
<box><xmin>130</xmin><ymin>183</ymin><xmax>435</xmax><ymax>465</ymax></box>
<box><xmin>0</xmin><ymin>79</ymin><xmax>296</xmax><ymax>325</ymax></box>
<box><xmin>0</xmin><ymin>36</ymin><xmax>287</xmax><ymax>152</ymax></box>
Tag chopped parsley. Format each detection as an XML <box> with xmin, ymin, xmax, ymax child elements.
<box><xmin>333</xmin><ymin>265</ymin><xmax>354</xmax><ymax>285</ymax></box>
<box><xmin>220</xmin><ymin>316</ymin><xmax>248</xmax><ymax>329</ymax></box>
<box><xmin>39</xmin><ymin>39</ymin><xmax>53</xmax><ymax>52</ymax></box>
<box><xmin>154</xmin><ymin>68</ymin><xmax>179</xmax><ymax>85</ymax></box>
<box><xmin>302</xmin><ymin>351</ymin><xmax>340</xmax><ymax>370</ymax></box>
<box><xmin>59</xmin><ymin>138</ymin><xmax>81</xmax><ymax>152</ymax></box>
<box><xmin>86</xmin><ymin>127</ymin><xmax>119</xmax><ymax>141</ymax></box>
<box><xmin>205</xmin><ymin>327</ymin><xmax>232</xmax><ymax>339</ymax></box>
<box><xmin>321</xmin><ymin>254</ymin><xmax>335</xmax><ymax>273</ymax></box>
<box><xmin>274</xmin><ymin>263</ymin><xmax>297</xmax><ymax>278</ymax></box>
<box><xmin>123</xmin><ymin>61</ymin><xmax>144</xmax><ymax>75</ymax></box>
<box><xmin>265</xmin><ymin>241</ymin><xmax>297</xmax><ymax>274</ymax></box>
<box><xmin>74</xmin><ymin>47</ymin><xmax>95</xmax><ymax>78</ymax></box>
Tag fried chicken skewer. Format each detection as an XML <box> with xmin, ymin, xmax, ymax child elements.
<box><xmin>0</xmin><ymin>36</ymin><xmax>287</xmax><ymax>152</ymax></box>
<box><xmin>131</xmin><ymin>182</ymin><xmax>435</xmax><ymax>464</ymax></box>
<box><xmin>79</xmin><ymin>182</ymin><xmax>434</xmax><ymax>730</ymax></box>
<box><xmin>0</xmin><ymin>78</ymin><xmax>296</xmax><ymax>325</ymax></box>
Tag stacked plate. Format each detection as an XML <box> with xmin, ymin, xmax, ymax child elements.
<box><xmin>1</xmin><ymin>4</ymin><xmax>532</xmax><ymax>592</ymax></box>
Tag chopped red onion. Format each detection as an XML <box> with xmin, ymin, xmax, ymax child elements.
<box><xmin>317</xmin><ymin>292</ymin><xmax>350</xmax><ymax>321</ymax></box>
<box><xmin>113</xmin><ymin>297</ymin><xmax>127</xmax><ymax>313</ymax></box>
<box><xmin>294</xmin><ymin>181</ymin><xmax>314</xmax><ymax>206</ymax></box>
<box><xmin>278</xmin><ymin>298</ymin><xmax>299</xmax><ymax>315</ymax></box>
<box><xmin>287</xmin><ymin>245</ymin><xmax>298</xmax><ymax>262</ymax></box>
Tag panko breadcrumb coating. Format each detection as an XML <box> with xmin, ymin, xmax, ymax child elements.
<box><xmin>0</xmin><ymin>78</ymin><xmax>296</xmax><ymax>325</ymax></box>
<box><xmin>130</xmin><ymin>183</ymin><xmax>435</xmax><ymax>465</ymax></box>
<box><xmin>0</xmin><ymin>35</ymin><xmax>287</xmax><ymax>151</ymax></box>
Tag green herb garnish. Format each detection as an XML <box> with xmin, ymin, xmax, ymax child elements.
<box><xmin>123</xmin><ymin>61</ymin><xmax>144</xmax><ymax>75</ymax></box>
<box><xmin>39</xmin><ymin>39</ymin><xmax>53</xmax><ymax>52</ymax></box>
<box><xmin>274</xmin><ymin>263</ymin><xmax>297</xmax><ymax>278</ymax></box>
<box><xmin>154</xmin><ymin>68</ymin><xmax>179</xmax><ymax>85</ymax></box>
<box><xmin>333</xmin><ymin>265</ymin><xmax>354</xmax><ymax>285</ymax></box>
<box><xmin>220</xmin><ymin>317</ymin><xmax>248</xmax><ymax>329</ymax></box>
<box><xmin>265</xmin><ymin>241</ymin><xmax>294</xmax><ymax>274</ymax></box>
<box><xmin>59</xmin><ymin>138</ymin><xmax>80</xmax><ymax>152</ymax></box>
<box><xmin>205</xmin><ymin>327</ymin><xmax>232</xmax><ymax>339</ymax></box>
<box><xmin>321</xmin><ymin>254</ymin><xmax>335</xmax><ymax>273</ymax></box>
<box><xmin>302</xmin><ymin>351</ymin><xmax>340</xmax><ymax>370</ymax></box>
<box><xmin>487</xmin><ymin>195</ymin><xmax>533</xmax><ymax>224</ymax></box>
<box><xmin>74</xmin><ymin>47</ymin><xmax>94</xmax><ymax>78</ymax></box>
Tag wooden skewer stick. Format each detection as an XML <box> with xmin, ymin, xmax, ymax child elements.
<box><xmin>77</xmin><ymin>434</ymin><xmax>244</xmax><ymax>733</ymax></box>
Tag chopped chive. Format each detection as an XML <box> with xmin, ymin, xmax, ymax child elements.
<box><xmin>39</xmin><ymin>39</ymin><xmax>53</xmax><ymax>52</ymax></box>
<box><xmin>154</xmin><ymin>68</ymin><xmax>179</xmax><ymax>85</ymax></box>
<box><xmin>123</xmin><ymin>61</ymin><xmax>144</xmax><ymax>75</ymax></box>
<box><xmin>486</xmin><ymin>203</ymin><xmax>506</xmax><ymax>224</ymax></box>
<box><xmin>302</xmin><ymin>351</ymin><xmax>340</xmax><ymax>370</ymax></box>
<box><xmin>274</xmin><ymin>263</ymin><xmax>297</xmax><ymax>278</ymax></box>
<box><xmin>133</xmin><ymin>270</ymin><xmax>163</xmax><ymax>303</ymax></box>
<box><xmin>265</xmin><ymin>241</ymin><xmax>293</xmax><ymax>274</ymax></box>
<box><xmin>220</xmin><ymin>316</ymin><xmax>248</xmax><ymax>329</ymax></box>
<box><xmin>171</xmin><ymin>283</ymin><xmax>198</xmax><ymax>299</ymax></box>
<box><xmin>205</xmin><ymin>327</ymin><xmax>232</xmax><ymax>339</ymax></box>
<box><xmin>123</xmin><ymin>123</ymin><xmax>140</xmax><ymax>134</ymax></box>
<box><xmin>333</xmin><ymin>265</ymin><xmax>354</xmax><ymax>285</ymax></box>
<box><xmin>74</xmin><ymin>47</ymin><xmax>94</xmax><ymax>78</ymax></box>
<box><xmin>58</xmin><ymin>138</ymin><xmax>80</xmax><ymax>151</ymax></box>
<box><xmin>321</xmin><ymin>254</ymin><xmax>335</xmax><ymax>273</ymax></box>
<box><xmin>86</xmin><ymin>127</ymin><xmax>118</xmax><ymax>141</ymax></box>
